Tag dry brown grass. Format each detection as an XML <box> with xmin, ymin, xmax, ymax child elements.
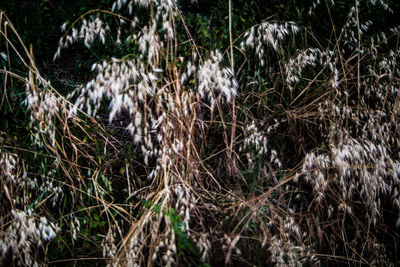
<box><xmin>1</xmin><ymin>0</ymin><xmax>400</xmax><ymax>266</ymax></box>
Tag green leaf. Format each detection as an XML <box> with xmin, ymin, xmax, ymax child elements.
<box><xmin>81</xmin><ymin>229</ymin><xmax>89</xmax><ymax>237</ymax></box>
<box><xmin>144</xmin><ymin>200</ymin><xmax>151</xmax><ymax>208</ymax></box>
<box><xmin>153</xmin><ymin>204</ymin><xmax>161</xmax><ymax>214</ymax></box>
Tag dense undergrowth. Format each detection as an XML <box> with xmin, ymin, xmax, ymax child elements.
<box><xmin>1</xmin><ymin>0</ymin><xmax>400</xmax><ymax>266</ymax></box>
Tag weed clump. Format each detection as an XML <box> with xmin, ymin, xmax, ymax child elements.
<box><xmin>1</xmin><ymin>0</ymin><xmax>400</xmax><ymax>265</ymax></box>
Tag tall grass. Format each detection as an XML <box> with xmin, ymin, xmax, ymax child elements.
<box><xmin>1</xmin><ymin>0</ymin><xmax>399</xmax><ymax>265</ymax></box>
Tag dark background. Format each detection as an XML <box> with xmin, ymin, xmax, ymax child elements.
<box><xmin>1</xmin><ymin>0</ymin><xmax>399</xmax><ymax>84</ymax></box>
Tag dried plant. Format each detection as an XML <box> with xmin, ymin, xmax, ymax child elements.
<box><xmin>1</xmin><ymin>0</ymin><xmax>399</xmax><ymax>265</ymax></box>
